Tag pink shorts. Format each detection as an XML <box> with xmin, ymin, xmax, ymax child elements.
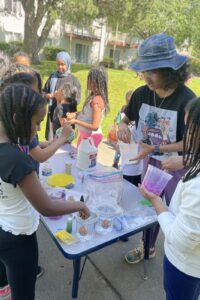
<box><xmin>77</xmin><ymin>130</ymin><xmax>103</xmax><ymax>148</ymax></box>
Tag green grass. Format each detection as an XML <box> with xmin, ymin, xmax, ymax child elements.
<box><xmin>33</xmin><ymin>61</ymin><xmax>200</xmax><ymax>141</ymax></box>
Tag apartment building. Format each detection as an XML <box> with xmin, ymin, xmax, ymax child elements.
<box><xmin>0</xmin><ymin>0</ymin><xmax>139</xmax><ymax>66</ymax></box>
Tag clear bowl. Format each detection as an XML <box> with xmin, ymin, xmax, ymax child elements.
<box><xmin>76</xmin><ymin>212</ymin><xmax>98</xmax><ymax>241</ymax></box>
<box><xmin>95</xmin><ymin>203</ymin><xmax>121</xmax><ymax>234</ymax></box>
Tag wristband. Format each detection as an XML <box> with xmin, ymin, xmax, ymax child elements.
<box><xmin>153</xmin><ymin>145</ymin><xmax>161</xmax><ymax>155</ymax></box>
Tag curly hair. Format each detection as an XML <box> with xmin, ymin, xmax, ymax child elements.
<box><xmin>183</xmin><ymin>98</ymin><xmax>200</xmax><ymax>182</ymax></box>
<box><xmin>0</xmin><ymin>51</ymin><xmax>11</xmax><ymax>80</ymax></box>
<box><xmin>0</xmin><ymin>84</ymin><xmax>46</xmax><ymax>145</ymax></box>
<box><xmin>1</xmin><ymin>72</ymin><xmax>37</xmax><ymax>91</ymax></box>
<box><xmin>87</xmin><ymin>66</ymin><xmax>109</xmax><ymax>114</ymax></box>
<box><xmin>154</xmin><ymin>62</ymin><xmax>191</xmax><ymax>89</ymax></box>
<box><xmin>2</xmin><ymin>63</ymin><xmax>42</xmax><ymax>93</ymax></box>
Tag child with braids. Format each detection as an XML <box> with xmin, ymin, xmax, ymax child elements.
<box><xmin>66</xmin><ymin>66</ymin><xmax>109</xmax><ymax>147</ymax></box>
<box><xmin>139</xmin><ymin>97</ymin><xmax>200</xmax><ymax>300</ymax></box>
<box><xmin>0</xmin><ymin>84</ymin><xmax>90</xmax><ymax>300</ymax></box>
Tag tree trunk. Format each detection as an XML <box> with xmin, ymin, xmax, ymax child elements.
<box><xmin>20</xmin><ymin>0</ymin><xmax>59</xmax><ymax>63</ymax></box>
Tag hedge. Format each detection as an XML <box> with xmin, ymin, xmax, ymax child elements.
<box><xmin>43</xmin><ymin>45</ymin><xmax>66</xmax><ymax>60</ymax></box>
<box><xmin>0</xmin><ymin>41</ymin><xmax>23</xmax><ymax>56</ymax></box>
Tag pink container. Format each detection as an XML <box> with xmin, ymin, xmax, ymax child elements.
<box><xmin>142</xmin><ymin>165</ymin><xmax>173</xmax><ymax>195</ymax></box>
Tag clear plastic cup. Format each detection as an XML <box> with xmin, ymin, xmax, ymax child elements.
<box><xmin>95</xmin><ymin>203</ymin><xmax>121</xmax><ymax>234</ymax></box>
<box><xmin>142</xmin><ymin>165</ymin><xmax>173</xmax><ymax>195</ymax></box>
<box><xmin>76</xmin><ymin>212</ymin><xmax>98</xmax><ymax>241</ymax></box>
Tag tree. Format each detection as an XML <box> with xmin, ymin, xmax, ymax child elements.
<box><xmin>20</xmin><ymin>0</ymin><xmax>63</xmax><ymax>62</ymax></box>
<box><xmin>20</xmin><ymin>0</ymin><xmax>98</xmax><ymax>63</ymax></box>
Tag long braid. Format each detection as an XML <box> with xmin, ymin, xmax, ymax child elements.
<box><xmin>0</xmin><ymin>84</ymin><xmax>45</xmax><ymax>145</ymax></box>
<box><xmin>87</xmin><ymin>66</ymin><xmax>110</xmax><ymax>114</ymax></box>
<box><xmin>183</xmin><ymin>98</ymin><xmax>200</xmax><ymax>182</ymax></box>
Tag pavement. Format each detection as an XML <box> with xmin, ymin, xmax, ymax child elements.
<box><xmin>35</xmin><ymin>140</ymin><xmax>165</xmax><ymax>300</ymax></box>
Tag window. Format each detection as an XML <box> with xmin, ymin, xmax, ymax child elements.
<box><xmin>4</xmin><ymin>0</ymin><xmax>21</xmax><ymax>15</ymax></box>
<box><xmin>75</xmin><ymin>44</ymin><xmax>89</xmax><ymax>64</ymax></box>
<box><xmin>109</xmin><ymin>49</ymin><xmax>120</xmax><ymax>64</ymax></box>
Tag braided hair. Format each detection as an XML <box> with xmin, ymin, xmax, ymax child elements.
<box><xmin>0</xmin><ymin>83</ymin><xmax>46</xmax><ymax>146</ymax></box>
<box><xmin>87</xmin><ymin>66</ymin><xmax>109</xmax><ymax>114</ymax></box>
<box><xmin>2</xmin><ymin>63</ymin><xmax>43</xmax><ymax>93</ymax></box>
<box><xmin>1</xmin><ymin>72</ymin><xmax>37</xmax><ymax>91</ymax></box>
<box><xmin>183</xmin><ymin>98</ymin><xmax>200</xmax><ymax>182</ymax></box>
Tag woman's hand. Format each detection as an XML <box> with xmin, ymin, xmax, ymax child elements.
<box><xmin>46</xmin><ymin>92</ymin><xmax>56</xmax><ymax>100</ymax></box>
<box><xmin>162</xmin><ymin>156</ymin><xmax>184</xmax><ymax>172</ymax></box>
<box><xmin>129</xmin><ymin>141</ymin><xmax>154</xmax><ymax>162</ymax></box>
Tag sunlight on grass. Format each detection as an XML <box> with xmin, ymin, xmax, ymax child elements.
<box><xmin>33</xmin><ymin>61</ymin><xmax>200</xmax><ymax>141</ymax></box>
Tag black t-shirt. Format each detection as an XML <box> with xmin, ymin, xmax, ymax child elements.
<box><xmin>0</xmin><ymin>143</ymin><xmax>37</xmax><ymax>187</ymax></box>
<box><xmin>52</xmin><ymin>103</ymin><xmax>76</xmax><ymax>134</ymax></box>
<box><xmin>124</xmin><ymin>85</ymin><xmax>196</xmax><ymax>144</ymax></box>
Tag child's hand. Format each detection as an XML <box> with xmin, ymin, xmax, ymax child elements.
<box><xmin>139</xmin><ymin>184</ymin><xmax>161</xmax><ymax>203</ymax></box>
<box><xmin>66</xmin><ymin>112</ymin><xmax>77</xmax><ymax>120</ymax></box>
<box><xmin>66</xmin><ymin>119</ymin><xmax>76</xmax><ymax>125</ymax></box>
<box><xmin>61</xmin><ymin>125</ymin><xmax>73</xmax><ymax>139</ymax></box>
<box><xmin>79</xmin><ymin>203</ymin><xmax>90</xmax><ymax>220</ymax></box>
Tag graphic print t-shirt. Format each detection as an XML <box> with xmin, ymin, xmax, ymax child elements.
<box><xmin>124</xmin><ymin>85</ymin><xmax>196</xmax><ymax>160</ymax></box>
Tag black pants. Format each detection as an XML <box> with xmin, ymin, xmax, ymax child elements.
<box><xmin>123</xmin><ymin>174</ymin><xmax>141</xmax><ymax>187</ymax></box>
<box><xmin>0</xmin><ymin>227</ymin><xmax>38</xmax><ymax>300</ymax></box>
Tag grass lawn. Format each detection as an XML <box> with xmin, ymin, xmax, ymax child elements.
<box><xmin>34</xmin><ymin>61</ymin><xmax>200</xmax><ymax>141</ymax></box>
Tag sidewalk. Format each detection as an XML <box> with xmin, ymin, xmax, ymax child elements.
<box><xmin>35</xmin><ymin>140</ymin><xmax>165</xmax><ymax>300</ymax></box>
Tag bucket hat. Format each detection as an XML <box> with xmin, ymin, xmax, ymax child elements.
<box><xmin>130</xmin><ymin>33</ymin><xmax>188</xmax><ymax>72</ymax></box>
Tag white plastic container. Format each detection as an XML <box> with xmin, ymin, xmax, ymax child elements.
<box><xmin>76</xmin><ymin>138</ymin><xmax>97</xmax><ymax>171</ymax></box>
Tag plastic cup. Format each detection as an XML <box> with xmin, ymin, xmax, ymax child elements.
<box><xmin>118</xmin><ymin>140</ymin><xmax>138</xmax><ymax>165</ymax></box>
<box><xmin>142</xmin><ymin>165</ymin><xmax>173</xmax><ymax>195</ymax></box>
<box><xmin>76</xmin><ymin>212</ymin><xmax>98</xmax><ymax>241</ymax></box>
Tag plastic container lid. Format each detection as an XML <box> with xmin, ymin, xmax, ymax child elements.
<box><xmin>47</xmin><ymin>173</ymin><xmax>75</xmax><ymax>187</ymax></box>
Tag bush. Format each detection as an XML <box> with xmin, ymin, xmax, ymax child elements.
<box><xmin>43</xmin><ymin>45</ymin><xmax>66</xmax><ymax>60</ymax></box>
<box><xmin>0</xmin><ymin>41</ymin><xmax>23</xmax><ymax>56</ymax></box>
<box><xmin>99</xmin><ymin>57</ymin><xmax>115</xmax><ymax>68</ymax></box>
<box><xmin>190</xmin><ymin>58</ymin><xmax>200</xmax><ymax>76</ymax></box>
<box><xmin>118</xmin><ymin>64</ymin><xmax>127</xmax><ymax>70</ymax></box>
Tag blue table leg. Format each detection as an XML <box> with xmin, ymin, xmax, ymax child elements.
<box><xmin>143</xmin><ymin>227</ymin><xmax>151</xmax><ymax>280</ymax></box>
<box><xmin>72</xmin><ymin>258</ymin><xmax>81</xmax><ymax>298</ymax></box>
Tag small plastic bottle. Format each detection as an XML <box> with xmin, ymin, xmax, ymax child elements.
<box><xmin>41</xmin><ymin>161</ymin><xmax>52</xmax><ymax>188</ymax></box>
<box><xmin>66</xmin><ymin>214</ymin><xmax>73</xmax><ymax>233</ymax></box>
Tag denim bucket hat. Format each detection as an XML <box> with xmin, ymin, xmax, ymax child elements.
<box><xmin>130</xmin><ymin>33</ymin><xmax>188</xmax><ymax>72</ymax></box>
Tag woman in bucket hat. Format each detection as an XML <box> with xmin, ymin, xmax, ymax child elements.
<box><xmin>117</xmin><ymin>33</ymin><xmax>196</xmax><ymax>264</ymax></box>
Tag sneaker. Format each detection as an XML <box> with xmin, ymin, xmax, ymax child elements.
<box><xmin>112</xmin><ymin>163</ymin><xmax>119</xmax><ymax>169</ymax></box>
<box><xmin>125</xmin><ymin>244</ymin><xmax>156</xmax><ymax>264</ymax></box>
<box><xmin>36</xmin><ymin>266</ymin><xmax>44</xmax><ymax>279</ymax></box>
<box><xmin>0</xmin><ymin>284</ymin><xmax>11</xmax><ymax>300</ymax></box>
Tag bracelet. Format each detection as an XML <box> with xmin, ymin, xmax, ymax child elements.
<box><xmin>153</xmin><ymin>145</ymin><xmax>161</xmax><ymax>155</ymax></box>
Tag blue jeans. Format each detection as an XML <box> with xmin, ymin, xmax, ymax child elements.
<box><xmin>164</xmin><ymin>255</ymin><xmax>200</xmax><ymax>300</ymax></box>
<box><xmin>0</xmin><ymin>227</ymin><xmax>38</xmax><ymax>300</ymax></box>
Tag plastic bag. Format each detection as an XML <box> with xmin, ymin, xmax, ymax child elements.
<box><xmin>107</xmin><ymin>125</ymin><xmax>118</xmax><ymax>144</ymax></box>
<box><xmin>85</xmin><ymin>167</ymin><xmax>123</xmax><ymax>208</ymax></box>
